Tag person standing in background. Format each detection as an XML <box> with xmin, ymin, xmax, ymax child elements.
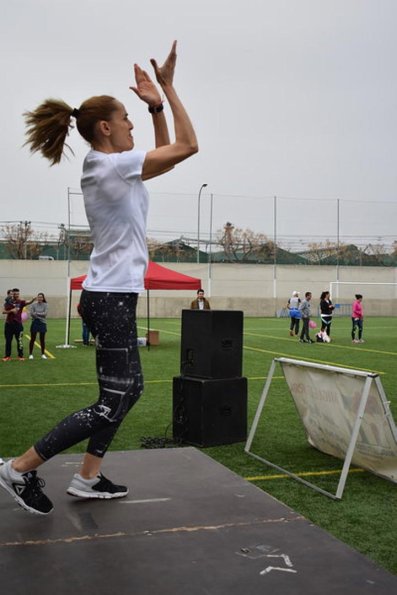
<box><xmin>4</xmin><ymin>289</ymin><xmax>13</xmax><ymax>307</ymax></box>
<box><xmin>3</xmin><ymin>289</ymin><xmax>35</xmax><ymax>361</ymax></box>
<box><xmin>299</xmin><ymin>291</ymin><xmax>314</xmax><ymax>343</ymax></box>
<box><xmin>287</xmin><ymin>291</ymin><xmax>301</xmax><ymax>336</ymax></box>
<box><xmin>351</xmin><ymin>294</ymin><xmax>364</xmax><ymax>343</ymax></box>
<box><xmin>77</xmin><ymin>302</ymin><xmax>91</xmax><ymax>345</ymax></box>
<box><xmin>29</xmin><ymin>293</ymin><xmax>48</xmax><ymax>359</ymax></box>
<box><xmin>319</xmin><ymin>290</ymin><xmax>335</xmax><ymax>338</ymax></box>
<box><xmin>190</xmin><ymin>289</ymin><xmax>210</xmax><ymax>310</ymax></box>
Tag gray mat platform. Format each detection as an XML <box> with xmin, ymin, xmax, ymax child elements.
<box><xmin>0</xmin><ymin>447</ymin><xmax>395</xmax><ymax>594</ymax></box>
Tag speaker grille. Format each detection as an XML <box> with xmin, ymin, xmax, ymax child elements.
<box><xmin>173</xmin><ymin>376</ymin><xmax>247</xmax><ymax>447</ymax></box>
<box><xmin>180</xmin><ymin>310</ymin><xmax>243</xmax><ymax>378</ymax></box>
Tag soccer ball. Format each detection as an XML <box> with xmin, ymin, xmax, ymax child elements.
<box><xmin>309</xmin><ymin>320</ymin><xmax>317</xmax><ymax>329</ymax></box>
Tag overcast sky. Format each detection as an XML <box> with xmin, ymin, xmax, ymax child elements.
<box><xmin>1</xmin><ymin>0</ymin><xmax>396</xmax><ymax>246</ymax></box>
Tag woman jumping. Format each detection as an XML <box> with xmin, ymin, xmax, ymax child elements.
<box><xmin>0</xmin><ymin>41</ymin><xmax>198</xmax><ymax>515</ymax></box>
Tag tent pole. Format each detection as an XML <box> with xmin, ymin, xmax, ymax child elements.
<box><xmin>57</xmin><ymin>277</ymin><xmax>76</xmax><ymax>348</ymax></box>
<box><xmin>66</xmin><ymin>285</ymin><xmax>72</xmax><ymax>346</ymax></box>
<box><xmin>146</xmin><ymin>289</ymin><xmax>150</xmax><ymax>350</ymax></box>
<box><xmin>64</xmin><ymin>277</ymin><xmax>71</xmax><ymax>346</ymax></box>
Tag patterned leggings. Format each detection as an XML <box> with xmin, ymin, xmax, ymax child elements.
<box><xmin>4</xmin><ymin>322</ymin><xmax>24</xmax><ymax>357</ymax></box>
<box><xmin>35</xmin><ymin>290</ymin><xmax>143</xmax><ymax>460</ymax></box>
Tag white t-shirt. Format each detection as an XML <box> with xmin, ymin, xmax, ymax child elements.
<box><xmin>289</xmin><ymin>296</ymin><xmax>300</xmax><ymax>309</ymax></box>
<box><xmin>81</xmin><ymin>149</ymin><xmax>148</xmax><ymax>293</ymax></box>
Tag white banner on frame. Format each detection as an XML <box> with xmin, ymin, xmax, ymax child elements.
<box><xmin>245</xmin><ymin>358</ymin><xmax>397</xmax><ymax>499</ymax></box>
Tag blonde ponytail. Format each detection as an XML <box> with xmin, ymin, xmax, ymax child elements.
<box><xmin>24</xmin><ymin>99</ymin><xmax>76</xmax><ymax>166</ymax></box>
<box><xmin>24</xmin><ymin>95</ymin><xmax>118</xmax><ymax>165</ymax></box>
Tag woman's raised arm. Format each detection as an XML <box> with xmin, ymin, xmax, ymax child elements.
<box><xmin>137</xmin><ymin>41</ymin><xmax>198</xmax><ymax>180</ymax></box>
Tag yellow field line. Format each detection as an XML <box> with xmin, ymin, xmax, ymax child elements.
<box><xmin>141</xmin><ymin>326</ymin><xmax>396</xmax><ymax>359</ymax></box>
<box><xmin>24</xmin><ymin>335</ymin><xmax>55</xmax><ymax>359</ymax></box>
<box><xmin>245</xmin><ymin>468</ymin><xmax>365</xmax><ymax>481</ymax></box>
<box><xmin>0</xmin><ymin>382</ymin><xmax>97</xmax><ymax>388</ymax></box>
<box><xmin>0</xmin><ymin>379</ymin><xmax>175</xmax><ymax>389</ymax></box>
<box><xmin>244</xmin><ymin>331</ymin><xmax>397</xmax><ymax>357</ymax></box>
<box><xmin>249</xmin><ymin>376</ymin><xmax>284</xmax><ymax>381</ymax></box>
<box><xmin>0</xmin><ymin>379</ymin><xmax>282</xmax><ymax>389</ymax></box>
<box><xmin>0</xmin><ymin>377</ymin><xmax>282</xmax><ymax>389</ymax></box>
<box><xmin>243</xmin><ymin>345</ymin><xmax>384</xmax><ymax>374</ymax></box>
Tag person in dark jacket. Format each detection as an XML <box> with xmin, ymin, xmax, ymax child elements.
<box><xmin>299</xmin><ymin>291</ymin><xmax>314</xmax><ymax>343</ymax></box>
<box><xmin>190</xmin><ymin>289</ymin><xmax>210</xmax><ymax>310</ymax></box>
<box><xmin>319</xmin><ymin>291</ymin><xmax>335</xmax><ymax>337</ymax></box>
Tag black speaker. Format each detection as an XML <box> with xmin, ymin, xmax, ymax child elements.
<box><xmin>180</xmin><ymin>310</ymin><xmax>243</xmax><ymax>379</ymax></box>
<box><xmin>173</xmin><ymin>376</ymin><xmax>247</xmax><ymax>447</ymax></box>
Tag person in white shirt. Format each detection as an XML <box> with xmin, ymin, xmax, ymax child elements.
<box><xmin>0</xmin><ymin>42</ymin><xmax>198</xmax><ymax>515</ymax></box>
<box><xmin>287</xmin><ymin>290</ymin><xmax>301</xmax><ymax>336</ymax></box>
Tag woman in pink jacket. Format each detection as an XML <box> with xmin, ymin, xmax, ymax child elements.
<box><xmin>351</xmin><ymin>294</ymin><xmax>364</xmax><ymax>343</ymax></box>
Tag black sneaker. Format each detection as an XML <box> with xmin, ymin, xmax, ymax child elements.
<box><xmin>67</xmin><ymin>472</ymin><xmax>128</xmax><ymax>499</ymax></box>
<box><xmin>0</xmin><ymin>461</ymin><xmax>53</xmax><ymax>515</ymax></box>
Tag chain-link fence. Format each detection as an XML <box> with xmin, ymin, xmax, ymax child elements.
<box><xmin>1</xmin><ymin>194</ymin><xmax>396</xmax><ymax>265</ymax></box>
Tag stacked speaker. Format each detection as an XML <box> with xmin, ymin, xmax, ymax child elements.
<box><xmin>173</xmin><ymin>310</ymin><xmax>247</xmax><ymax>447</ymax></box>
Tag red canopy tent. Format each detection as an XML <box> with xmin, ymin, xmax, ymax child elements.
<box><xmin>144</xmin><ymin>261</ymin><xmax>202</xmax><ymax>291</ymax></box>
<box><xmin>70</xmin><ymin>261</ymin><xmax>201</xmax><ymax>291</ymax></box>
<box><xmin>62</xmin><ymin>262</ymin><xmax>201</xmax><ymax>347</ymax></box>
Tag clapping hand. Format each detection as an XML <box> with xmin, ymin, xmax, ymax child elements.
<box><xmin>130</xmin><ymin>41</ymin><xmax>177</xmax><ymax>106</ymax></box>
<box><xmin>130</xmin><ymin>65</ymin><xmax>162</xmax><ymax>107</ymax></box>
<box><xmin>150</xmin><ymin>40</ymin><xmax>177</xmax><ymax>88</ymax></box>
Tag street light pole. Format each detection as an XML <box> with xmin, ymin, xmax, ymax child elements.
<box><xmin>67</xmin><ymin>187</ymin><xmax>71</xmax><ymax>278</ymax></box>
<box><xmin>208</xmin><ymin>193</ymin><xmax>214</xmax><ymax>296</ymax></box>
<box><xmin>197</xmin><ymin>183</ymin><xmax>208</xmax><ymax>264</ymax></box>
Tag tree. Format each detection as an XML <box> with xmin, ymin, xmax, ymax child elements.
<box><xmin>147</xmin><ymin>238</ymin><xmax>199</xmax><ymax>262</ymax></box>
<box><xmin>147</xmin><ymin>237</ymin><xmax>176</xmax><ymax>261</ymax></box>
<box><xmin>217</xmin><ymin>222</ymin><xmax>272</xmax><ymax>262</ymax></box>
<box><xmin>0</xmin><ymin>222</ymin><xmax>48</xmax><ymax>259</ymax></box>
<box><xmin>69</xmin><ymin>229</ymin><xmax>92</xmax><ymax>260</ymax></box>
<box><xmin>362</xmin><ymin>243</ymin><xmax>390</xmax><ymax>266</ymax></box>
<box><xmin>305</xmin><ymin>240</ymin><xmax>339</xmax><ymax>264</ymax></box>
<box><xmin>57</xmin><ymin>225</ymin><xmax>68</xmax><ymax>260</ymax></box>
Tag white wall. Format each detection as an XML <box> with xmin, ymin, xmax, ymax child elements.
<box><xmin>1</xmin><ymin>260</ymin><xmax>396</xmax><ymax>317</ymax></box>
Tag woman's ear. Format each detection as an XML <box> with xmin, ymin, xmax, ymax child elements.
<box><xmin>97</xmin><ymin>120</ymin><xmax>112</xmax><ymax>137</ymax></box>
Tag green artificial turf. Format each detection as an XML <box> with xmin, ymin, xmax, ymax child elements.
<box><xmin>0</xmin><ymin>315</ymin><xmax>396</xmax><ymax>574</ymax></box>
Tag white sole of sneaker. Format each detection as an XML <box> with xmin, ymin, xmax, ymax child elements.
<box><xmin>66</xmin><ymin>487</ymin><xmax>128</xmax><ymax>499</ymax></box>
<box><xmin>0</xmin><ymin>474</ymin><xmax>53</xmax><ymax>515</ymax></box>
